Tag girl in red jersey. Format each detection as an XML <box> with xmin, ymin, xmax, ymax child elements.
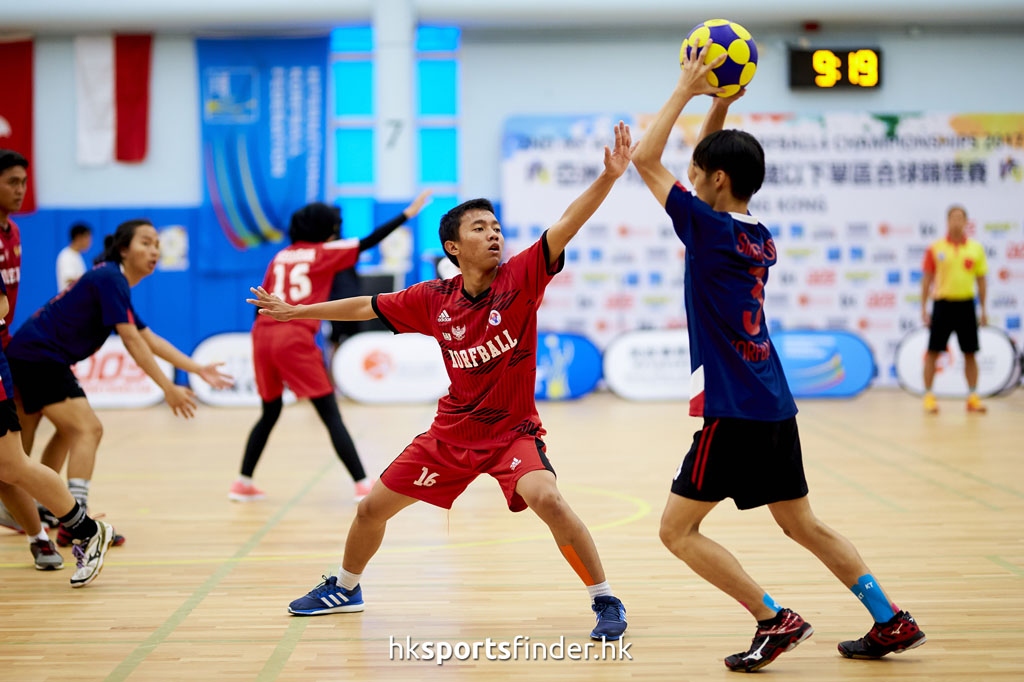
<box><xmin>233</xmin><ymin>192</ymin><xmax>430</xmax><ymax>503</ymax></box>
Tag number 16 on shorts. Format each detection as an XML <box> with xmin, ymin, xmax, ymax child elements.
<box><xmin>414</xmin><ymin>467</ymin><xmax>439</xmax><ymax>487</ymax></box>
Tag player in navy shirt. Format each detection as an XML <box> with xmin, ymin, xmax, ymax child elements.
<box><xmin>0</xmin><ymin>272</ymin><xmax>116</xmax><ymax>586</ymax></box>
<box><xmin>7</xmin><ymin>219</ymin><xmax>232</xmax><ymax>545</ymax></box>
<box><xmin>632</xmin><ymin>42</ymin><xmax>925</xmax><ymax>671</ymax></box>
<box><xmin>249</xmin><ymin>123</ymin><xmax>634</xmax><ymax>641</ymax></box>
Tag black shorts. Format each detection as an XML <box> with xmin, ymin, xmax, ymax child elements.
<box><xmin>0</xmin><ymin>399</ymin><xmax>21</xmax><ymax>438</ymax></box>
<box><xmin>670</xmin><ymin>416</ymin><xmax>808</xmax><ymax>510</ymax></box>
<box><xmin>928</xmin><ymin>299</ymin><xmax>979</xmax><ymax>353</ymax></box>
<box><xmin>8</xmin><ymin>357</ymin><xmax>86</xmax><ymax>414</ymax></box>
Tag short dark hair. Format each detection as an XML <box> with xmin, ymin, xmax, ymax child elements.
<box><xmin>438</xmin><ymin>198</ymin><xmax>496</xmax><ymax>266</ymax></box>
<box><xmin>95</xmin><ymin>219</ymin><xmax>152</xmax><ymax>265</ymax></box>
<box><xmin>0</xmin><ymin>149</ymin><xmax>28</xmax><ymax>175</ymax></box>
<box><xmin>288</xmin><ymin>202</ymin><xmax>340</xmax><ymax>243</ymax></box>
<box><xmin>69</xmin><ymin>222</ymin><xmax>92</xmax><ymax>242</ymax></box>
<box><xmin>947</xmin><ymin>205</ymin><xmax>967</xmax><ymax>219</ymax></box>
<box><xmin>691</xmin><ymin>129</ymin><xmax>765</xmax><ymax>201</ymax></box>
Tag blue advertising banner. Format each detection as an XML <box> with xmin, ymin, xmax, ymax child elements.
<box><xmin>535</xmin><ymin>332</ymin><xmax>602</xmax><ymax>400</ymax></box>
<box><xmin>774</xmin><ymin>330</ymin><xmax>876</xmax><ymax>398</ymax></box>
<box><xmin>196</xmin><ymin>36</ymin><xmax>328</xmax><ymax>273</ymax></box>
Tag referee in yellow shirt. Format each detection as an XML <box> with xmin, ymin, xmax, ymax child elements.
<box><xmin>920</xmin><ymin>205</ymin><xmax>988</xmax><ymax>413</ymax></box>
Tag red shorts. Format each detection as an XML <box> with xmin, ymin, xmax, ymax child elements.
<box><xmin>252</xmin><ymin>326</ymin><xmax>332</xmax><ymax>402</ymax></box>
<box><xmin>380</xmin><ymin>433</ymin><xmax>555</xmax><ymax>512</ymax></box>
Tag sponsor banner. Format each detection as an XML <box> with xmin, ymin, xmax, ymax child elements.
<box><xmin>603</xmin><ymin>330</ymin><xmax>690</xmax><ymax>401</ymax></box>
<box><xmin>894</xmin><ymin>326</ymin><xmax>1018</xmax><ymax>397</ymax></box>
<box><xmin>190</xmin><ymin>332</ymin><xmax>296</xmax><ymax>406</ymax></box>
<box><xmin>774</xmin><ymin>330</ymin><xmax>876</xmax><ymax>398</ymax></box>
<box><xmin>196</xmin><ymin>36</ymin><xmax>328</xmax><ymax>273</ymax></box>
<box><xmin>535</xmin><ymin>332</ymin><xmax>602</xmax><ymax>400</ymax></box>
<box><xmin>501</xmin><ymin>112</ymin><xmax>1024</xmax><ymax>384</ymax></box>
<box><xmin>332</xmin><ymin>332</ymin><xmax>449</xmax><ymax>404</ymax></box>
<box><xmin>72</xmin><ymin>336</ymin><xmax>175</xmax><ymax>409</ymax></box>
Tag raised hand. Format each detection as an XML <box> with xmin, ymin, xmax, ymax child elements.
<box><xmin>247</xmin><ymin>286</ymin><xmax>297</xmax><ymax>321</ymax></box>
<box><xmin>679</xmin><ymin>39</ymin><xmax>728</xmax><ymax>97</ymax></box>
<box><xmin>604</xmin><ymin>121</ymin><xmax>634</xmax><ymax>178</ymax></box>
<box><xmin>403</xmin><ymin>190</ymin><xmax>434</xmax><ymax>218</ymax></box>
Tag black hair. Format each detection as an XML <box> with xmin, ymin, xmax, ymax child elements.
<box><xmin>0</xmin><ymin>149</ymin><xmax>28</xmax><ymax>175</ymax></box>
<box><xmin>438</xmin><ymin>198</ymin><xmax>496</xmax><ymax>266</ymax></box>
<box><xmin>69</xmin><ymin>222</ymin><xmax>92</xmax><ymax>242</ymax></box>
<box><xmin>691</xmin><ymin>129</ymin><xmax>765</xmax><ymax>201</ymax></box>
<box><xmin>94</xmin><ymin>219</ymin><xmax>152</xmax><ymax>265</ymax></box>
<box><xmin>289</xmin><ymin>202</ymin><xmax>341</xmax><ymax>243</ymax></box>
<box><xmin>947</xmin><ymin>204</ymin><xmax>967</xmax><ymax>218</ymax></box>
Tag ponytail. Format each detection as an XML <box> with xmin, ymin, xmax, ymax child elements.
<box><xmin>94</xmin><ymin>218</ymin><xmax>152</xmax><ymax>265</ymax></box>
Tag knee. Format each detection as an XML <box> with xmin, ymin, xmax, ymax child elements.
<box><xmin>779</xmin><ymin>518</ymin><xmax>822</xmax><ymax>545</ymax></box>
<box><xmin>0</xmin><ymin>455</ymin><xmax>27</xmax><ymax>486</ymax></box>
<box><xmin>354</xmin><ymin>496</ymin><xmax>389</xmax><ymax>526</ymax></box>
<box><xmin>527</xmin><ymin>489</ymin><xmax>569</xmax><ymax>521</ymax></box>
<box><xmin>659</xmin><ymin>519</ymin><xmax>697</xmax><ymax>555</ymax></box>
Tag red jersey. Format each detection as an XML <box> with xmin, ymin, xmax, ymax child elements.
<box><xmin>373</xmin><ymin>233</ymin><xmax>564</xmax><ymax>449</ymax></box>
<box><xmin>253</xmin><ymin>238</ymin><xmax>360</xmax><ymax>336</ymax></box>
<box><xmin>0</xmin><ymin>218</ymin><xmax>22</xmax><ymax>348</ymax></box>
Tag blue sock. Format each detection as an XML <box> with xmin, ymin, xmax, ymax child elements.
<box><xmin>851</xmin><ymin>574</ymin><xmax>897</xmax><ymax>623</ymax></box>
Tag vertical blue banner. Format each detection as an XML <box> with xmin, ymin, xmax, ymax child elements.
<box><xmin>196</xmin><ymin>36</ymin><xmax>329</xmax><ymax>273</ymax></box>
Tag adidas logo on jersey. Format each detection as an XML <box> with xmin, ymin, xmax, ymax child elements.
<box><xmin>437</xmin><ymin>309</ymin><xmax>451</xmax><ymax>323</ymax></box>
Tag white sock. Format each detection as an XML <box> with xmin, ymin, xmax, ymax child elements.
<box><xmin>238</xmin><ymin>475</ymin><xmax>253</xmax><ymax>485</ymax></box>
<box><xmin>29</xmin><ymin>529</ymin><xmax>49</xmax><ymax>543</ymax></box>
<box><xmin>587</xmin><ymin>581</ymin><xmax>613</xmax><ymax>602</ymax></box>
<box><xmin>339</xmin><ymin>568</ymin><xmax>361</xmax><ymax>591</ymax></box>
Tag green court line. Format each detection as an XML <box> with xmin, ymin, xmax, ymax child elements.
<box><xmin>801</xmin><ymin>420</ymin><xmax>1002</xmax><ymax>511</ymax></box>
<box><xmin>102</xmin><ymin>461</ymin><xmax>333</xmax><ymax>682</ymax></box>
<box><xmin>804</xmin><ymin>460</ymin><xmax>907</xmax><ymax>512</ymax></box>
<box><xmin>256</xmin><ymin>617</ymin><xmax>310</xmax><ymax>682</ymax></box>
<box><xmin>986</xmin><ymin>556</ymin><xmax>1024</xmax><ymax>577</ymax></box>
<box><xmin>816</xmin><ymin>413</ymin><xmax>1024</xmax><ymax>500</ymax></box>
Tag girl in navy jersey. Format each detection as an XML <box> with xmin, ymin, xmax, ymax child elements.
<box><xmin>235</xmin><ymin>192</ymin><xmax>430</xmax><ymax>503</ymax></box>
<box><xmin>0</xmin><ymin>274</ymin><xmax>114</xmax><ymax>586</ymax></box>
<box><xmin>7</xmin><ymin>219</ymin><xmax>233</xmax><ymax>545</ymax></box>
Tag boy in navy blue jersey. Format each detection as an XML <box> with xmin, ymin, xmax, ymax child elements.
<box><xmin>632</xmin><ymin>41</ymin><xmax>926</xmax><ymax>672</ymax></box>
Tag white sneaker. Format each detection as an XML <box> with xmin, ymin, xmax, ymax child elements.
<box><xmin>70</xmin><ymin>521</ymin><xmax>114</xmax><ymax>588</ymax></box>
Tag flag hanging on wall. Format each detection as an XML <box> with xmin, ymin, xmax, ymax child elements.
<box><xmin>74</xmin><ymin>34</ymin><xmax>152</xmax><ymax>166</ymax></box>
<box><xmin>0</xmin><ymin>38</ymin><xmax>35</xmax><ymax>213</ymax></box>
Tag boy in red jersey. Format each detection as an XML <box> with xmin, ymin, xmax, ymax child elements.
<box><xmin>235</xmin><ymin>192</ymin><xmax>431</xmax><ymax>503</ymax></box>
<box><xmin>248</xmin><ymin>122</ymin><xmax>634</xmax><ymax>640</ymax></box>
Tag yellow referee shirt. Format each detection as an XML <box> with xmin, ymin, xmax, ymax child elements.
<box><xmin>922</xmin><ymin>236</ymin><xmax>987</xmax><ymax>301</ymax></box>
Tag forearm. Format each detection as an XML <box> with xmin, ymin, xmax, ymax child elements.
<box><xmin>122</xmin><ymin>333</ymin><xmax>175</xmax><ymax>390</ymax></box>
<box><xmin>634</xmin><ymin>87</ymin><xmax>693</xmax><ymax>167</ymax></box>
<box><xmin>559</xmin><ymin>170</ymin><xmax>618</xmax><ymax>232</ymax></box>
<box><xmin>358</xmin><ymin>213</ymin><xmax>408</xmax><ymax>252</ymax></box>
<box><xmin>287</xmin><ymin>295</ymin><xmax>375</xmax><ymax>322</ymax></box>
<box><xmin>976</xmin><ymin>277</ymin><xmax>986</xmax><ymax>309</ymax></box>
<box><xmin>920</xmin><ymin>275</ymin><xmax>933</xmax><ymax>310</ymax></box>
<box><xmin>698</xmin><ymin>102</ymin><xmax>729</xmax><ymax>144</ymax></box>
<box><xmin>146</xmin><ymin>332</ymin><xmax>201</xmax><ymax>373</ymax></box>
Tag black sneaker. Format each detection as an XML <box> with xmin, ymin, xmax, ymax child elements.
<box><xmin>724</xmin><ymin>608</ymin><xmax>814</xmax><ymax>672</ymax></box>
<box><xmin>838</xmin><ymin>610</ymin><xmax>926</xmax><ymax>659</ymax></box>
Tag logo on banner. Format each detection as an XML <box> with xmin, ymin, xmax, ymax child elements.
<box><xmin>1007</xmin><ymin>242</ymin><xmax>1024</xmax><ymax>259</ymax></box>
<box><xmin>807</xmin><ymin>269</ymin><xmax>836</xmax><ymax>286</ymax></box>
<box><xmin>72</xmin><ymin>337</ymin><xmax>175</xmax><ymax>409</ymax></box>
<box><xmin>868</xmin><ymin>292</ymin><xmax>897</xmax><ymax>309</ymax></box>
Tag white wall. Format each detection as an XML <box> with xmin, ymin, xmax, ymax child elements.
<box><xmin>460</xmin><ymin>27</ymin><xmax>1024</xmax><ymax>199</ymax></box>
<box><xmin>33</xmin><ymin>34</ymin><xmax>200</xmax><ymax>207</ymax></box>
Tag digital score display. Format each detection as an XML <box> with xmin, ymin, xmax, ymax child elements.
<box><xmin>789</xmin><ymin>47</ymin><xmax>882</xmax><ymax>89</ymax></box>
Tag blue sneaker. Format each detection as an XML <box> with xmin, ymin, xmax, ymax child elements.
<box><xmin>288</xmin><ymin>575</ymin><xmax>365</xmax><ymax>616</ymax></box>
<box><xmin>590</xmin><ymin>595</ymin><xmax>627</xmax><ymax>640</ymax></box>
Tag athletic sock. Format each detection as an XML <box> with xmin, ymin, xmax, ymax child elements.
<box><xmin>57</xmin><ymin>501</ymin><xmax>99</xmax><ymax>543</ymax></box>
<box><xmin>586</xmin><ymin>581</ymin><xmax>613</xmax><ymax>602</ymax></box>
<box><xmin>238</xmin><ymin>475</ymin><xmax>254</xmax><ymax>486</ymax></box>
<box><xmin>754</xmin><ymin>593</ymin><xmax>782</xmax><ymax>626</ymax></box>
<box><xmin>851</xmin><ymin>573</ymin><xmax>898</xmax><ymax>623</ymax></box>
<box><xmin>28</xmin><ymin>529</ymin><xmax>49</xmax><ymax>543</ymax></box>
<box><xmin>339</xmin><ymin>568</ymin><xmax>361</xmax><ymax>592</ymax></box>
<box><xmin>67</xmin><ymin>478</ymin><xmax>90</xmax><ymax>509</ymax></box>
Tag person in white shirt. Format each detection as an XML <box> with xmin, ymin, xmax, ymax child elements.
<box><xmin>56</xmin><ymin>223</ymin><xmax>92</xmax><ymax>291</ymax></box>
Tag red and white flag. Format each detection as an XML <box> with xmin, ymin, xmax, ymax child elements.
<box><xmin>74</xmin><ymin>34</ymin><xmax>152</xmax><ymax>166</ymax></box>
<box><xmin>0</xmin><ymin>38</ymin><xmax>35</xmax><ymax>213</ymax></box>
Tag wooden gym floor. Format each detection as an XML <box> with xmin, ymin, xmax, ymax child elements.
<box><xmin>1</xmin><ymin>389</ymin><xmax>1022</xmax><ymax>681</ymax></box>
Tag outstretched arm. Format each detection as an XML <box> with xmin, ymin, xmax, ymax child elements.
<box><xmin>358</xmin><ymin>190</ymin><xmax>433</xmax><ymax>253</ymax></box>
<box><xmin>544</xmin><ymin>121</ymin><xmax>633</xmax><ymax>266</ymax></box>
<box><xmin>632</xmin><ymin>40</ymin><xmax>730</xmax><ymax>205</ymax></box>
<box><xmin>139</xmin><ymin>327</ymin><xmax>234</xmax><ymax>389</ymax></box>
<box><xmin>248</xmin><ymin>286</ymin><xmax>375</xmax><ymax>322</ymax></box>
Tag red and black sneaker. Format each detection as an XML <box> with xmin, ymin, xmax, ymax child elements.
<box><xmin>838</xmin><ymin>610</ymin><xmax>926</xmax><ymax>659</ymax></box>
<box><xmin>724</xmin><ymin>608</ymin><xmax>814</xmax><ymax>672</ymax></box>
<box><xmin>57</xmin><ymin>523</ymin><xmax>126</xmax><ymax>548</ymax></box>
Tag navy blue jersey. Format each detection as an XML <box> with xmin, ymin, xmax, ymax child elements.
<box><xmin>666</xmin><ymin>182</ymin><xmax>797</xmax><ymax>421</ymax></box>
<box><xmin>7</xmin><ymin>262</ymin><xmax>147</xmax><ymax>366</ymax></box>
<box><xmin>0</xmin><ymin>275</ymin><xmax>11</xmax><ymax>399</ymax></box>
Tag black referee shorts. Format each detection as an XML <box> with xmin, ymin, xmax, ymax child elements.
<box><xmin>670</xmin><ymin>416</ymin><xmax>808</xmax><ymax>510</ymax></box>
<box><xmin>928</xmin><ymin>299</ymin><xmax>979</xmax><ymax>354</ymax></box>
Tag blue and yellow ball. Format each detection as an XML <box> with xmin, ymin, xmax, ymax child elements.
<box><xmin>680</xmin><ymin>19</ymin><xmax>757</xmax><ymax>97</ymax></box>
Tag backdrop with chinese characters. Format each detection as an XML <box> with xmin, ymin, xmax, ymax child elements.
<box><xmin>500</xmin><ymin>112</ymin><xmax>1024</xmax><ymax>385</ymax></box>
